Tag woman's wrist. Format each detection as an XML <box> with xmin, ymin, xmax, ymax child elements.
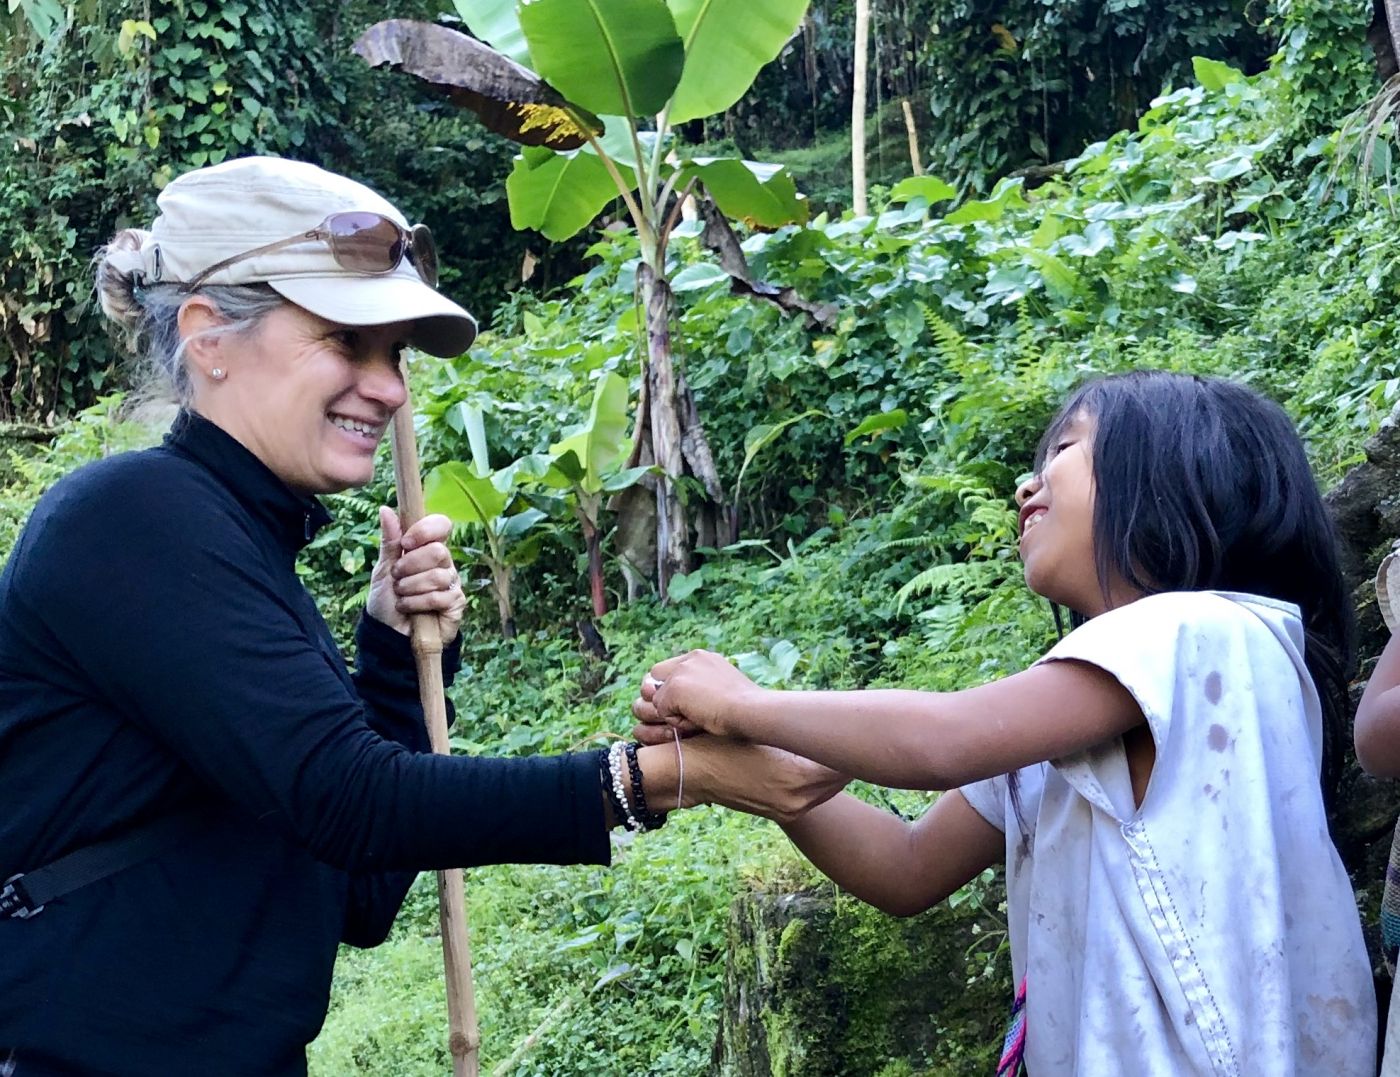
<box><xmin>637</xmin><ymin>740</ymin><xmax>692</xmax><ymax>813</ymax></box>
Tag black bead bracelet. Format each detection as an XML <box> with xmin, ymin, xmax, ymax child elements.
<box><xmin>623</xmin><ymin>742</ymin><xmax>667</xmax><ymax>830</ymax></box>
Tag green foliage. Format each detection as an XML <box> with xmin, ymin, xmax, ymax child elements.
<box><xmin>0</xmin><ymin>0</ymin><xmax>536</xmax><ymax>424</ymax></box>
<box><xmin>0</xmin><ymin>397</ymin><xmax>162</xmax><ymax>560</ymax></box>
<box><xmin>1274</xmin><ymin>0</ymin><xmax>1376</xmax><ymax>131</ymax></box>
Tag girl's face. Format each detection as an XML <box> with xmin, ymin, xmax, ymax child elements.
<box><xmin>1015</xmin><ymin>410</ymin><xmax>1116</xmax><ymax>616</ymax></box>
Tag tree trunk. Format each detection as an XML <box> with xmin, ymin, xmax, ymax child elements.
<box><xmin>900</xmin><ymin>98</ymin><xmax>922</xmax><ymax>176</ymax></box>
<box><xmin>491</xmin><ymin>562</ymin><xmax>516</xmax><ymax>639</ymax></box>
<box><xmin>580</xmin><ymin>511</ymin><xmax>608</xmax><ymax>618</ymax></box>
<box><xmin>1372</xmin><ymin>0</ymin><xmax>1400</xmax><ymax>80</ymax></box>
<box><xmin>638</xmin><ymin>261</ymin><xmax>690</xmax><ymax>597</ymax></box>
<box><xmin>851</xmin><ymin>0</ymin><xmax>871</xmax><ymax>215</ymax></box>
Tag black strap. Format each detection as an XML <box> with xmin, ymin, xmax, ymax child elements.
<box><xmin>2</xmin><ymin>812</ymin><xmax>207</xmax><ymax>920</ymax></box>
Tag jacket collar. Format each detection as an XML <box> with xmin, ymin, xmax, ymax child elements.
<box><xmin>163</xmin><ymin>410</ymin><xmax>332</xmax><ymax>556</ymax></box>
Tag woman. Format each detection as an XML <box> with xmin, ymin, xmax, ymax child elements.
<box><xmin>0</xmin><ymin>156</ymin><xmax>843</xmax><ymax>1075</ymax></box>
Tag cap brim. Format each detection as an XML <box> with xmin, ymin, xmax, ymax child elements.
<box><xmin>270</xmin><ymin>274</ymin><xmax>477</xmax><ymax>357</ymax></box>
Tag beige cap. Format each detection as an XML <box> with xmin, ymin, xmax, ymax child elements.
<box><xmin>140</xmin><ymin>156</ymin><xmax>477</xmax><ymax>357</ymax></box>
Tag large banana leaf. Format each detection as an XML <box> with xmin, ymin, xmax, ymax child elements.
<box><xmin>424</xmin><ymin>462</ymin><xmax>509</xmax><ymax>527</ymax></box>
<box><xmin>548</xmin><ymin>371</ymin><xmax>631</xmax><ymax>493</ymax></box>
<box><xmin>507</xmin><ymin>149</ymin><xmax>629</xmax><ymax>241</ymax></box>
<box><xmin>678</xmin><ymin>159</ymin><xmax>808</xmax><ymax>228</ymax></box>
<box><xmin>518</xmin><ymin>0</ymin><xmax>684</xmax><ymax>119</ymax></box>
<box><xmin>354</xmin><ymin>20</ymin><xmax>601</xmax><ymax>151</ymax></box>
<box><xmin>667</xmin><ymin>0</ymin><xmax>808</xmax><ymax>123</ymax></box>
<box><xmin>451</xmin><ymin>0</ymin><xmax>531</xmax><ymax>67</ymax></box>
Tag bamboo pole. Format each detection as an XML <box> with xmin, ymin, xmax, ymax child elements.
<box><xmin>390</xmin><ymin>389</ymin><xmax>480</xmax><ymax>1077</ymax></box>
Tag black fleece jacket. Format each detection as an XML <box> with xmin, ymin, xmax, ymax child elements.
<box><xmin>0</xmin><ymin>411</ymin><xmax>608</xmax><ymax>1076</ymax></box>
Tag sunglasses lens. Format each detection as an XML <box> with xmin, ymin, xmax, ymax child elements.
<box><xmin>326</xmin><ymin>212</ymin><xmax>402</xmax><ymax>274</ymax></box>
<box><xmin>410</xmin><ymin>224</ymin><xmax>439</xmax><ymax>288</ymax></box>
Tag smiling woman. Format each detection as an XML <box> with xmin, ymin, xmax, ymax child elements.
<box><xmin>0</xmin><ymin>156</ymin><xmax>845</xmax><ymax>1076</ymax></box>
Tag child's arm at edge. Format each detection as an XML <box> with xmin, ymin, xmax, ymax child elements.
<box><xmin>780</xmin><ymin>789</ymin><xmax>1003</xmax><ymax>917</ymax></box>
<box><xmin>1356</xmin><ymin>633</ymin><xmax>1400</xmax><ymax>777</ymax></box>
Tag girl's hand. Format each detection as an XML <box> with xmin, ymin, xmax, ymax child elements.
<box><xmin>631</xmin><ymin>650</ymin><xmax>766</xmax><ymax>740</ymax></box>
<box><xmin>367</xmin><ymin>507</ymin><xmax>466</xmax><ymax>644</ymax></box>
<box><xmin>683</xmin><ymin>736</ymin><xmax>848</xmax><ymax>824</ymax></box>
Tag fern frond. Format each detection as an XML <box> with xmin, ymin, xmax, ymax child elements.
<box><xmin>918</xmin><ymin>303</ymin><xmax>973</xmax><ymax>370</ymax></box>
<box><xmin>895</xmin><ymin>560</ymin><xmax>1005</xmax><ymax>612</ymax></box>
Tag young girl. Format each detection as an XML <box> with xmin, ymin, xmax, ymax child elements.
<box><xmin>635</xmin><ymin>371</ymin><xmax>1376</xmax><ymax>1074</ymax></box>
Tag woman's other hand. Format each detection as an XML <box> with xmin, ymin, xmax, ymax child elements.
<box><xmin>367</xmin><ymin>507</ymin><xmax>466</xmax><ymax>644</ymax></box>
<box><xmin>683</xmin><ymin>736</ymin><xmax>848</xmax><ymax>824</ymax></box>
<box><xmin>631</xmin><ymin>650</ymin><xmax>766</xmax><ymax>740</ymax></box>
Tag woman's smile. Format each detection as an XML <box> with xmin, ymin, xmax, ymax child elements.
<box><xmin>328</xmin><ymin>411</ymin><xmax>388</xmax><ymax>451</ymax></box>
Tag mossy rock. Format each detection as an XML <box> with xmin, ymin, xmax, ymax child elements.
<box><xmin>710</xmin><ymin>881</ymin><xmax>1010</xmax><ymax>1077</ymax></box>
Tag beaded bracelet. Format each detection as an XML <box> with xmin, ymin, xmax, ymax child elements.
<box><xmin>607</xmin><ymin>741</ymin><xmax>643</xmax><ymax>832</ymax></box>
<box><xmin>598</xmin><ymin>747</ymin><xmax>631</xmax><ymax>828</ymax></box>
<box><xmin>623</xmin><ymin>742</ymin><xmax>667</xmax><ymax>830</ymax></box>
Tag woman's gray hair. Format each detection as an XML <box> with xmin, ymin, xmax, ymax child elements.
<box><xmin>94</xmin><ymin>228</ymin><xmax>285</xmax><ymax>406</ymax></box>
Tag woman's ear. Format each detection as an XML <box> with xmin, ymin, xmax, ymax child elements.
<box><xmin>176</xmin><ymin>295</ymin><xmax>228</xmax><ymax>379</ymax></box>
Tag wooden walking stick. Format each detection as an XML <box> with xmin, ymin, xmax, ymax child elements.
<box><xmin>390</xmin><ymin>386</ymin><xmax>481</xmax><ymax>1077</ymax></box>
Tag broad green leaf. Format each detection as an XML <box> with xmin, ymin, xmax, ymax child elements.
<box><xmin>549</xmin><ymin>448</ymin><xmax>587</xmax><ymax>485</ymax></box>
<box><xmin>519</xmin><ymin>0</ymin><xmax>684</xmax><ymax>118</ymax></box>
<box><xmin>1192</xmin><ymin>56</ymin><xmax>1245</xmax><ymax>92</ymax></box>
<box><xmin>581</xmin><ymin>371</ymin><xmax>631</xmax><ymax>478</ymax></box>
<box><xmin>507</xmin><ymin>149</ymin><xmax>627</xmax><ymax>241</ymax></box>
<box><xmin>666</xmin><ymin>568</ymin><xmax>706</xmax><ymax>601</ymax></box>
<box><xmin>679</xmin><ymin>158</ymin><xmax>808</xmax><ymax>228</ymax></box>
<box><xmin>768</xmin><ymin>639</ymin><xmax>801</xmax><ymax>681</ymax></box>
<box><xmin>583</xmin><ymin>118</ymin><xmax>667</xmax><ymax>174</ymax></box>
<box><xmin>498</xmin><ymin>506</ymin><xmax>548</xmax><ymax>539</ymax></box>
<box><xmin>12</xmin><ymin>0</ymin><xmax>63</xmax><ymax>40</ymax></box>
<box><xmin>844</xmin><ymin>408</ymin><xmax>907</xmax><ymax>446</ymax></box>
<box><xmin>666</xmin><ymin>0</ymin><xmax>808</xmax><ymax>123</ymax></box>
<box><xmin>601</xmin><ymin>464</ymin><xmax>655</xmax><ymax>493</ymax></box>
<box><xmin>496</xmin><ymin>452</ymin><xmax>555</xmax><ymax>489</ymax></box>
<box><xmin>424</xmin><ymin>461</ymin><xmax>509</xmax><ymax>526</ymax></box>
<box><xmin>943</xmin><ymin>178</ymin><xmax>1026</xmax><ymax>225</ymax></box>
<box><xmin>354</xmin><ymin>20</ymin><xmax>602</xmax><ymax>151</ymax></box>
<box><xmin>888</xmin><ymin>175</ymin><xmax>957</xmax><ymax>205</ymax></box>
<box><xmin>670</xmin><ymin>262</ymin><xmax>731</xmax><ymax>292</ymax></box>
<box><xmin>462</xmin><ymin>403</ymin><xmax>491</xmax><ymax>476</ymax></box>
<box><xmin>548</xmin><ymin>371</ymin><xmax>631</xmax><ymax>492</ymax></box>
<box><xmin>884</xmin><ymin>302</ymin><xmax>922</xmax><ymax>350</ymax></box>
<box><xmin>453</xmin><ymin>0</ymin><xmax>531</xmax><ymax>67</ymax></box>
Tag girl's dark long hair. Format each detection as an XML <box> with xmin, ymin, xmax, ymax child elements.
<box><xmin>1035</xmin><ymin>370</ymin><xmax>1354</xmax><ymax>803</ymax></box>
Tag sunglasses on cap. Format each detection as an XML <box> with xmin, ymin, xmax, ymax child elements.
<box><xmin>180</xmin><ymin>211</ymin><xmax>439</xmax><ymax>291</ymax></box>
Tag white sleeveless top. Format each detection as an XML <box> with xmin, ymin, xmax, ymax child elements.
<box><xmin>961</xmin><ymin>591</ymin><xmax>1374</xmax><ymax>1075</ymax></box>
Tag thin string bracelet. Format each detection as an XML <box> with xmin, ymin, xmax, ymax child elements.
<box><xmin>672</xmin><ymin>727</ymin><xmax>684</xmax><ymax>812</ymax></box>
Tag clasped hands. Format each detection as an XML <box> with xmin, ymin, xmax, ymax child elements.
<box><xmin>631</xmin><ymin>650</ymin><xmax>847</xmax><ymax>825</ymax></box>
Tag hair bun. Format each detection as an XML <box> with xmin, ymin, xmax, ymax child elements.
<box><xmin>95</xmin><ymin>228</ymin><xmax>153</xmax><ymax>335</ymax></box>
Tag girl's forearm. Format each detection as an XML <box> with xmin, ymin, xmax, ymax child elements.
<box><xmin>747</xmin><ymin>688</ymin><xmax>964</xmax><ymax>789</ymax></box>
<box><xmin>780</xmin><ymin>793</ymin><xmax>927</xmax><ymax>916</ymax></box>
<box><xmin>780</xmin><ymin>789</ymin><xmax>1004</xmax><ymax>917</ymax></box>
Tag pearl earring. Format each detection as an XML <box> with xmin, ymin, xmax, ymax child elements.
<box><xmin>210</xmin><ymin>367</ymin><xmax>225</xmax><ymax>381</ymax></box>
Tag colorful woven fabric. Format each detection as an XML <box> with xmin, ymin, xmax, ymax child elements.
<box><xmin>996</xmin><ymin>978</ymin><xmax>1028</xmax><ymax>1077</ymax></box>
<box><xmin>1382</xmin><ymin>821</ymin><xmax>1400</xmax><ymax>974</ymax></box>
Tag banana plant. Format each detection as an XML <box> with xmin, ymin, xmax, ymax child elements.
<box><xmin>355</xmin><ymin>0</ymin><xmax>811</xmax><ymax>600</ymax></box>
<box><xmin>423</xmin><ymin>404</ymin><xmax>552</xmax><ymax>638</ymax></box>
<box><xmin>543</xmin><ymin>371</ymin><xmax>653</xmax><ymax>617</ymax></box>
